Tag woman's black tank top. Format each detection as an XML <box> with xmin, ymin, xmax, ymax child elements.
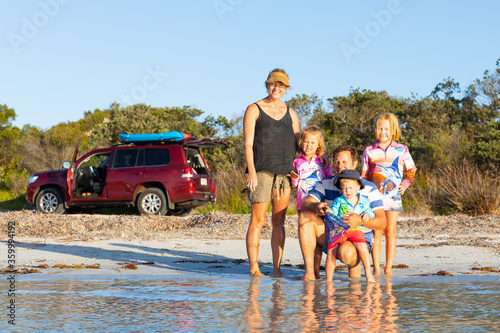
<box><xmin>253</xmin><ymin>103</ymin><xmax>297</xmax><ymax>175</ymax></box>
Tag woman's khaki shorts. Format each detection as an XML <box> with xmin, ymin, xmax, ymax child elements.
<box><xmin>247</xmin><ymin>171</ymin><xmax>291</xmax><ymax>203</ymax></box>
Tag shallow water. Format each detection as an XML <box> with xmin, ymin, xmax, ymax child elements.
<box><xmin>2</xmin><ymin>274</ymin><xmax>499</xmax><ymax>332</ymax></box>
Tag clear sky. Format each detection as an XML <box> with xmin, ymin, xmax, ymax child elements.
<box><xmin>1</xmin><ymin>0</ymin><xmax>499</xmax><ymax>129</ymax></box>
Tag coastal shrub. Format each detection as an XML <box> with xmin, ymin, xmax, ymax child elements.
<box><xmin>435</xmin><ymin>162</ymin><xmax>500</xmax><ymax>216</ymax></box>
<box><xmin>1</xmin><ymin>163</ymin><xmax>30</xmax><ymax>197</ymax></box>
<box><xmin>402</xmin><ymin>167</ymin><xmax>435</xmax><ymax>216</ymax></box>
<box><xmin>0</xmin><ymin>192</ymin><xmax>30</xmax><ymax>210</ymax></box>
<box><xmin>202</xmin><ymin>165</ymin><xmax>251</xmax><ymax>214</ymax></box>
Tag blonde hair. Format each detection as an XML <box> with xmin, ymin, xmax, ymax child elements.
<box><xmin>375</xmin><ymin>113</ymin><xmax>401</xmax><ymax>141</ymax></box>
<box><xmin>298</xmin><ymin>126</ymin><xmax>325</xmax><ymax>155</ymax></box>
<box><xmin>339</xmin><ymin>178</ymin><xmax>361</xmax><ymax>188</ymax></box>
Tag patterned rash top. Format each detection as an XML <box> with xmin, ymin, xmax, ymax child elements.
<box><xmin>360</xmin><ymin>140</ymin><xmax>416</xmax><ymax>211</ymax></box>
<box><xmin>329</xmin><ymin>194</ymin><xmax>375</xmax><ymax>231</ymax></box>
<box><xmin>292</xmin><ymin>153</ymin><xmax>333</xmax><ymax>210</ymax></box>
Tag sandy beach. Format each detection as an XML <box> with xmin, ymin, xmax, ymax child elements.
<box><xmin>1</xmin><ymin>211</ymin><xmax>499</xmax><ymax>278</ymax></box>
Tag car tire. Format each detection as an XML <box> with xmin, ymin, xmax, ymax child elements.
<box><xmin>36</xmin><ymin>187</ymin><xmax>66</xmax><ymax>214</ymax></box>
<box><xmin>169</xmin><ymin>208</ymin><xmax>192</xmax><ymax>217</ymax></box>
<box><xmin>137</xmin><ymin>188</ymin><xmax>168</xmax><ymax>215</ymax></box>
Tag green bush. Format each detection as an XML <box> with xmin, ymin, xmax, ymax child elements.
<box><xmin>0</xmin><ymin>192</ymin><xmax>30</xmax><ymax>210</ymax></box>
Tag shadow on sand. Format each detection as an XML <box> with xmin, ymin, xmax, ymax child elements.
<box><xmin>12</xmin><ymin>240</ymin><xmax>307</xmax><ymax>278</ymax></box>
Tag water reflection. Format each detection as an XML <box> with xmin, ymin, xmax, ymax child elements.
<box><xmin>2</xmin><ymin>276</ymin><xmax>499</xmax><ymax>332</ymax></box>
<box><xmin>299</xmin><ymin>281</ymin><xmax>322</xmax><ymax>331</ymax></box>
<box><xmin>241</xmin><ymin>277</ymin><xmax>401</xmax><ymax>332</ymax></box>
<box><xmin>297</xmin><ymin>279</ymin><xmax>399</xmax><ymax>332</ymax></box>
<box><xmin>243</xmin><ymin>277</ymin><xmax>265</xmax><ymax>331</ymax></box>
<box><xmin>269</xmin><ymin>280</ymin><xmax>286</xmax><ymax>332</ymax></box>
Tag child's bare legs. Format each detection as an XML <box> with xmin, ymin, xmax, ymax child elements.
<box><xmin>353</xmin><ymin>242</ymin><xmax>376</xmax><ymax>283</ymax></box>
<box><xmin>384</xmin><ymin>211</ymin><xmax>399</xmax><ymax>275</ymax></box>
<box><xmin>313</xmin><ymin>247</ymin><xmax>323</xmax><ymax>280</ymax></box>
<box><xmin>325</xmin><ymin>246</ymin><xmax>338</xmax><ymax>281</ymax></box>
<box><xmin>372</xmin><ymin>229</ymin><xmax>383</xmax><ymax>275</ymax></box>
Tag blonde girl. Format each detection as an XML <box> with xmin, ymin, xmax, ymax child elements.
<box><xmin>360</xmin><ymin>113</ymin><xmax>416</xmax><ymax>275</ymax></box>
<box><xmin>291</xmin><ymin>126</ymin><xmax>333</xmax><ymax>211</ymax></box>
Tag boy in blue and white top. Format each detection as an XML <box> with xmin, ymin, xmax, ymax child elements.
<box><xmin>323</xmin><ymin>170</ymin><xmax>376</xmax><ymax>283</ymax></box>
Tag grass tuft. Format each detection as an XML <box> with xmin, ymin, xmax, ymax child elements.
<box><xmin>435</xmin><ymin>162</ymin><xmax>500</xmax><ymax>216</ymax></box>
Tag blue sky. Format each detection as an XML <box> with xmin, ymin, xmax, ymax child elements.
<box><xmin>1</xmin><ymin>0</ymin><xmax>499</xmax><ymax>129</ymax></box>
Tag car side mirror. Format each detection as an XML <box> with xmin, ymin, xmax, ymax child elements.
<box><xmin>62</xmin><ymin>161</ymin><xmax>71</xmax><ymax>170</ymax></box>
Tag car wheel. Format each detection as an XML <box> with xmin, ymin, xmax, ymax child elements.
<box><xmin>137</xmin><ymin>188</ymin><xmax>168</xmax><ymax>215</ymax></box>
<box><xmin>169</xmin><ymin>208</ymin><xmax>192</xmax><ymax>217</ymax></box>
<box><xmin>36</xmin><ymin>188</ymin><xmax>66</xmax><ymax>214</ymax></box>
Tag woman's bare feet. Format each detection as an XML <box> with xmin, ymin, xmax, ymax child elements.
<box><xmin>366</xmin><ymin>275</ymin><xmax>376</xmax><ymax>283</ymax></box>
<box><xmin>272</xmin><ymin>269</ymin><xmax>284</xmax><ymax>278</ymax></box>
<box><xmin>250</xmin><ymin>264</ymin><xmax>265</xmax><ymax>277</ymax></box>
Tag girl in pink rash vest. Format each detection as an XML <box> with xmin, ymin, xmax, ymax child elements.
<box><xmin>291</xmin><ymin>126</ymin><xmax>333</xmax><ymax>211</ymax></box>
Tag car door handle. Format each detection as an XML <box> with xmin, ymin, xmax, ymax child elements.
<box><xmin>135</xmin><ymin>172</ymin><xmax>143</xmax><ymax>175</ymax></box>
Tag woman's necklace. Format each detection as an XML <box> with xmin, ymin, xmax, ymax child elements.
<box><xmin>264</xmin><ymin>99</ymin><xmax>281</xmax><ymax>119</ymax></box>
<box><xmin>272</xmin><ymin>107</ymin><xmax>281</xmax><ymax>119</ymax></box>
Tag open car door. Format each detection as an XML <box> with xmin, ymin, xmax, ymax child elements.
<box><xmin>66</xmin><ymin>147</ymin><xmax>79</xmax><ymax>197</ymax></box>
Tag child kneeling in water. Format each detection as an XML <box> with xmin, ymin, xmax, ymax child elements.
<box><xmin>324</xmin><ymin>169</ymin><xmax>376</xmax><ymax>283</ymax></box>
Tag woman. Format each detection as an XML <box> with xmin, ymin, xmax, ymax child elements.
<box><xmin>244</xmin><ymin>68</ymin><xmax>300</xmax><ymax>277</ymax></box>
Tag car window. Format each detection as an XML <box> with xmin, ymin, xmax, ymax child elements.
<box><xmin>113</xmin><ymin>149</ymin><xmax>139</xmax><ymax>168</ymax></box>
<box><xmin>145</xmin><ymin>148</ymin><xmax>170</xmax><ymax>166</ymax></box>
<box><xmin>79</xmin><ymin>153</ymin><xmax>111</xmax><ymax>169</ymax></box>
<box><xmin>186</xmin><ymin>148</ymin><xmax>207</xmax><ymax>174</ymax></box>
<box><xmin>136</xmin><ymin>149</ymin><xmax>145</xmax><ymax>166</ymax></box>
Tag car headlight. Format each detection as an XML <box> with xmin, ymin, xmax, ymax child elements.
<box><xmin>28</xmin><ymin>175</ymin><xmax>39</xmax><ymax>184</ymax></box>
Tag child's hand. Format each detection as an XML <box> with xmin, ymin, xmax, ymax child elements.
<box><xmin>361</xmin><ymin>212</ymin><xmax>369</xmax><ymax>223</ymax></box>
<box><xmin>398</xmin><ymin>184</ymin><xmax>406</xmax><ymax>195</ymax></box>
<box><xmin>289</xmin><ymin>171</ymin><xmax>299</xmax><ymax>188</ymax></box>
<box><xmin>319</xmin><ymin>153</ymin><xmax>330</xmax><ymax>168</ymax></box>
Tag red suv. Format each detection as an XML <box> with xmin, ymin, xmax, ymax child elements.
<box><xmin>26</xmin><ymin>134</ymin><xmax>229</xmax><ymax>215</ymax></box>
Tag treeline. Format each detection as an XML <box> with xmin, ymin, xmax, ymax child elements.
<box><xmin>0</xmin><ymin>103</ymin><xmax>232</xmax><ymax>196</ymax></box>
<box><xmin>1</xmin><ymin>60</ymin><xmax>499</xmax><ymax>215</ymax></box>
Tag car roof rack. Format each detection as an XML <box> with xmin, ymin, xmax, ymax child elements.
<box><xmin>110</xmin><ymin>137</ymin><xmax>230</xmax><ymax>148</ymax></box>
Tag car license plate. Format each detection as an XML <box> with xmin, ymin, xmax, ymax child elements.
<box><xmin>200</xmin><ymin>178</ymin><xmax>207</xmax><ymax>186</ymax></box>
